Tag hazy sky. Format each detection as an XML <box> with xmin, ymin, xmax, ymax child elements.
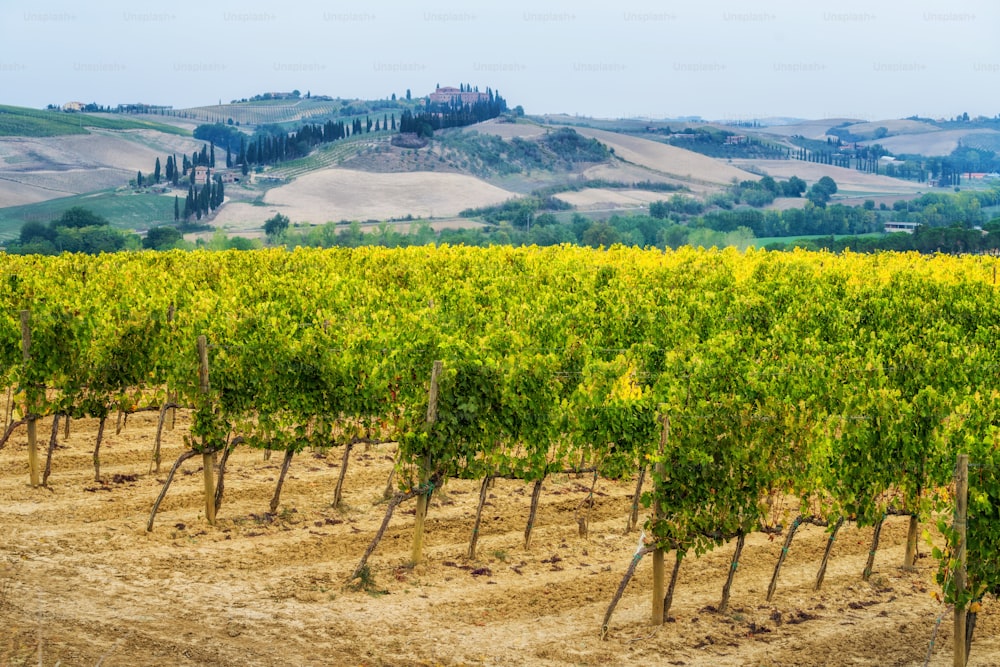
<box><xmin>1</xmin><ymin>0</ymin><xmax>997</xmax><ymax>121</ymax></box>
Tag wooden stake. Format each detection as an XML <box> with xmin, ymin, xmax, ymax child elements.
<box><xmin>332</xmin><ymin>440</ymin><xmax>354</xmax><ymax>508</ymax></box>
<box><xmin>524</xmin><ymin>478</ymin><xmax>544</xmax><ymax>550</ymax></box>
<box><xmin>197</xmin><ymin>335</ymin><xmax>216</xmax><ymax>525</ymax></box>
<box><xmin>21</xmin><ymin>310</ymin><xmax>39</xmax><ymax>488</ymax></box>
<box><xmin>719</xmin><ymin>531</ymin><xmax>746</xmax><ymax>614</ymax></box>
<box><xmin>767</xmin><ymin>516</ymin><xmax>802</xmax><ymax>602</ymax></box>
<box><xmin>468</xmin><ymin>474</ymin><xmax>491</xmax><ymax>560</ymax></box>
<box><xmin>815</xmin><ymin>517</ymin><xmax>844</xmax><ymax>591</ymax></box>
<box><xmin>652</xmin><ymin>415</ymin><xmax>668</xmax><ymax>624</ymax></box>
<box><xmin>269</xmin><ymin>446</ymin><xmax>295</xmax><ymax>513</ymax></box>
<box><xmin>93</xmin><ymin>416</ymin><xmax>106</xmax><ymax>482</ymax></box>
<box><xmin>954</xmin><ymin>454</ymin><xmax>968</xmax><ymax>667</ymax></box>
<box><xmin>904</xmin><ymin>514</ymin><xmax>920</xmax><ymax>569</ymax></box>
<box><xmin>410</xmin><ymin>360</ymin><xmax>442</xmax><ymax>564</ymax></box>
<box><xmin>42</xmin><ymin>414</ymin><xmax>59</xmax><ymax>487</ymax></box>
<box><xmin>862</xmin><ymin>515</ymin><xmax>885</xmax><ymax>581</ymax></box>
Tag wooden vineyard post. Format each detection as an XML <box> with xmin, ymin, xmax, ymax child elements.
<box><xmin>953</xmin><ymin>454</ymin><xmax>968</xmax><ymax>667</ymax></box>
<box><xmin>767</xmin><ymin>516</ymin><xmax>802</xmax><ymax>602</ymax></box>
<box><xmin>468</xmin><ymin>474</ymin><xmax>491</xmax><ymax>560</ymax></box>
<box><xmin>198</xmin><ymin>335</ymin><xmax>216</xmax><ymax>526</ymax></box>
<box><xmin>410</xmin><ymin>360</ymin><xmax>442</xmax><ymax>564</ymax></box>
<box><xmin>862</xmin><ymin>514</ymin><xmax>886</xmax><ymax>582</ymax></box>
<box><xmin>652</xmin><ymin>415</ymin><xmax>669</xmax><ymax>625</ymax></box>
<box><xmin>719</xmin><ymin>531</ymin><xmax>746</xmax><ymax>614</ymax></box>
<box><xmin>816</xmin><ymin>517</ymin><xmax>844</xmax><ymax>591</ymax></box>
<box><xmin>904</xmin><ymin>512</ymin><xmax>920</xmax><ymax>569</ymax></box>
<box><xmin>523</xmin><ymin>478</ymin><xmax>544</xmax><ymax>550</ymax></box>
<box><xmin>20</xmin><ymin>310</ymin><xmax>39</xmax><ymax>488</ymax></box>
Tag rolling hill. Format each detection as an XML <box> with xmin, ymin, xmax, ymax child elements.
<box><xmin>0</xmin><ymin>98</ymin><xmax>960</xmax><ymax>240</ymax></box>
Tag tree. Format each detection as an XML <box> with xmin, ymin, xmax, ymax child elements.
<box><xmin>264</xmin><ymin>213</ymin><xmax>290</xmax><ymax>242</ymax></box>
<box><xmin>52</xmin><ymin>207</ymin><xmax>110</xmax><ymax>229</ymax></box>
<box><xmin>137</xmin><ymin>171</ymin><xmax>144</xmax><ymax>188</ymax></box>
<box><xmin>143</xmin><ymin>225</ymin><xmax>182</xmax><ymax>250</ymax></box>
<box><xmin>807</xmin><ymin>176</ymin><xmax>838</xmax><ymax>208</ymax></box>
<box><xmin>406</xmin><ymin>88</ymin><xmax>411</xmax><ymax>101</ymax></box>
<box><xmin>19</xmin><ymin>220</ymin><xmax>55</xmax><ymax>244</ymax></box>
<box><xmin>154</xmin><ymin>158</ymin><xmax>161</xmax><ymax>183</ymax></box>
<box><xmin>174</xmin><ymin>195</ymin><xmax>180</xmax><ymax>221</ymax></box>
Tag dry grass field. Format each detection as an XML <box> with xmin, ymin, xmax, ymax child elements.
<box><xmin>0</xmin><ymin>412</ymin><xmax>998</xmax><ymax>666</ymax></box>
<box><xmin>0</xmin><ymin>130</ymin><xmax>207</xmax><ymax>206</ymax></box>
<box><xmin>210</xmin><ymin>169</ymin><xmax>517</xmax><ymax>228</ymax></box>
<box><xmin>570</xmin><ymin>128</ymin><xmax>758</xmax><ymax>186</ymax></box>
<box><xmin>729</xmin><ymin>160</ymin><xmax>928</xmax><ymax>196</ymax></box>
<box><xmin>553</xmin><ymin>188</ymin><xmax>669</xmax><ymax>210</ymax></box>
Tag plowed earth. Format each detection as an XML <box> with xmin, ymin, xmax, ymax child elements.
<box><xmin>1</xmin><ymin>412</ymin><xmax>997</xmax><ymax>666</ymax></box>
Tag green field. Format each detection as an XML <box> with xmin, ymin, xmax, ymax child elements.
<box><xmin>0</xmin><ymin>190</ymin><xmax>179</xmax><ymax>241</ymax></box>
<box><xmin>749</xmin><ymin>232</ymin><xmax>886</xmax><ymax>247</ymax></box>
<box><xmin>0</xmin><ymin>105</ymin><xmax>190</xmax><ymax>137</ymax></box>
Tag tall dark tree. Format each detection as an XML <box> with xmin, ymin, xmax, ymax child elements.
<box><xmin>174</xmin><ymin>195</ymin><xmax>179</xmax><ymax>221</ymax></box>
<box><xmin>226</xmin><ymin>145</ymin><xmax>232</xmax><ymax>169</ymax></box>
<box><xmin>154</xmin><ymin>157</ymin><xmax>161</xmax><ymax>184</ymax></box>
<box><xmin>137</xmin><ymin>171</ymin><xmax>144</xmax><ymax>188</ymax></box>
<box><xmin>210</xmin><ymin>143</ymin><xmax>216</xmax><ymax>168</ymax></box>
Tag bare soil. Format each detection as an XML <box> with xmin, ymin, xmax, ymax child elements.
<box><xmin>1</xmin><ymin>412</ymin><xmax>997</xmax><ymax>667</ymax></box>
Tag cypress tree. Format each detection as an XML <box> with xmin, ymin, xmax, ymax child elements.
<box><xmin>154</xmin><ymin>157</ymin><xmax>161</xmax><ymax>183</ymax></box>
<box><xmin>174</xmin><ymin>195</ymin><xmax>180</xmax><ymax>221</ymax></box>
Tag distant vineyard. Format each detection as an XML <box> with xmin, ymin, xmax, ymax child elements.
<box><xmin>168</xmin><ymin>101</ymin><xmax>343</xmax><ymax>126</ymax></box>
<box><xmin>1</xmin><ymin>246</ymin><xmax>999</xmax><ymax>658</ymax></box>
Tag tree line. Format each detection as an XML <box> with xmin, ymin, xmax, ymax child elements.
<box><xmin>398</xmin><ymin>89</ymin><xmax>507</xmax><ymax>138</ymax></box>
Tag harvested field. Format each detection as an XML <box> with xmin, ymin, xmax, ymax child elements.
<box><xmin>553</xmin><ymin>188</ymin><xmax>668</xmax><ymax>210</ymax></box>
<box><xmin>211</xmin><ymin>169</ymin><xmax>517</xmax><ymax>228</ymax></box>
<box><xmin>571</xmin><ymin>128</ymin><xmax>758</xmax><ymax>186</ymax></box>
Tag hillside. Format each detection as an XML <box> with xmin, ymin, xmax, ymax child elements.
<box><xmin>569</xmin><ymin>127</ymin><xmax>759</xmax><ymax>186</ymax></box>
<box><xmin>0</xmin><ymin>98</ymin><xmax>969</xmax><ymax>238</ymax></box>
<box><xmin>0</xmin><ymin>105</ymin><xmax>189</xmax><ymax>138</ymax></box>
<box><xmin>0</xmin><ymin>128</ymin><xmax>211</xmax><ymax>208</ymax></box>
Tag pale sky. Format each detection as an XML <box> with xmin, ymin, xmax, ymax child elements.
<box><xmin>1</xmin><ymin>0</ymin><xmax>997</xmax><ymax>122</ymax></box>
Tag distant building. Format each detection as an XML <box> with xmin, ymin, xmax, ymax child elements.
<box><xmin>428</xmin><ymin>86</ymin><xmax>489</xmax><ymax>105</ymax></box>
<box><xmin>884</xmin><ymin>221</ymin><xmax>920</xmax><ymax>234</ymax></box>
<box><xmin>62</xmin><ymin>101</ymin><xmax>85</xmax><ymax>112</ymax></box>
<box><xmin>192</xmin><ymin>166</ymin><xmax>211</xmax><ymax>185</ymax></box>
<box><xmin>724</xmin><ymin>135</ymin><xmax>748</xmax><ymax>145</ymax></box>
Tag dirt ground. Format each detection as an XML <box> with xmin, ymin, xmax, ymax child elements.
<box><xmin>1</xmin><ymin>411</ymin><xmax>997</xmax><ymax>667</ymax></box>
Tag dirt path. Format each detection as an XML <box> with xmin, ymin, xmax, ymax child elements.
<box><xmin>1</xmin><ymin>412</ymin><xmax>996</xmax><ymax>666</ymax></box>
